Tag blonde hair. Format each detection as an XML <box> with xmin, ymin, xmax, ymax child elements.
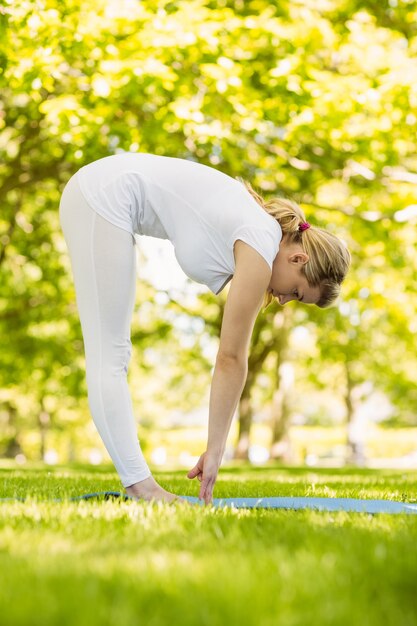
<box><xmin>236</xmin><ymin>178</ymin><xmax>351</xmax><ymax>310</ymax></box>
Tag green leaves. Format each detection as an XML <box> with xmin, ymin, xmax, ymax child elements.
<box><xmin>1</xmin><ymin>0</ymin><xmax>416</xmax><ymax>461</ymax></box>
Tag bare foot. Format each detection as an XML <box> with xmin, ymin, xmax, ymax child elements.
<box><xmin>125</xmin><ymin>476</ymin><xmax>191</xmax><ymax>506</ymax></box>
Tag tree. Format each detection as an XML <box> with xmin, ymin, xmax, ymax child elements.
<box><xmin>1</xmin><ymin>0</ymin><xmax>416</xmax><ymax>463</ymax></box>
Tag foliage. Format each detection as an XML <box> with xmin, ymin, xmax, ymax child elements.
<box><xmin>0</xmin><ymin>0</ymin><xmax>416</xmax><ymax>462</ymax></box>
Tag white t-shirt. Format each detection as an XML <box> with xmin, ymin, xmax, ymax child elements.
<box><xmin>76</xmin><ymin>152</ymin><xmax>282</xmax><ymax>295</ymax></box>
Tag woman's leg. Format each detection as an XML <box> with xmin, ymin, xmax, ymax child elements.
<box><xmin>59</xmin><ymin>174</ymin><xmax>154</xmax><ymax>489</ymax></box>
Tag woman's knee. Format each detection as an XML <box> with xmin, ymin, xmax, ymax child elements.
<box><xmin>86</xmin><ymin>336</ymin><xmax>133</xmax><ymax>379</ymax></box>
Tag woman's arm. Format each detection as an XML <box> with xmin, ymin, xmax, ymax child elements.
<box><xmin>207</xmin><ymin>239</ymin><xmax>271</xmax><ymax>457</ymax></box>
<box><xmin>206</xmin><ymin>355</ymin><xmax>248</xmax><ymax>461</ymax></box>
<box><xmin>188</xmin><ymin>240</ymin><xmax>271</xmax><ymax>502</ymax></box>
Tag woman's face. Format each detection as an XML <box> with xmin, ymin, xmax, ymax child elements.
<box><xmin>268</xmin><ymin>242</ymin><xmax>321</xmax><ymax>306</ymax></box>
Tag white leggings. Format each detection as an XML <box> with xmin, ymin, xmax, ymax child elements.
<box><xmin>59</xmin><ymin>173</ymin><xmax>152</xmax><ymax>488</ymax></box>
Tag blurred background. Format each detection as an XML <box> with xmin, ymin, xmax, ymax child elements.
<box><xmin>1</xmin><ymin>0</ymin><xmax>416</xmax><ymax>474</ymax></box>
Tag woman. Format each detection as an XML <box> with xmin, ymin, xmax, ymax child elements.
<box><xmin>59</xmin><ymin>152</ymin><xmax>350</xmax><ymax>505</ymax></box>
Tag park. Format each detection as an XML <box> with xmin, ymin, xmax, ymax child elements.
<box><xmin>1</xmin><ymin>1</ymin><xmax>417</xmax><ymax>624</ymax></box>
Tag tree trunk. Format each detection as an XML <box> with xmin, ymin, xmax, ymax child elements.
<box><xmin>38</xmin><ymin>400</ymin><xmax>51</xmax><ymax>461</ymax></box>
<box><xmin>269</xmin><ymin>308</ymin><xmax>293</xmax><ymax>461</ymax></box>
<box><xmin>67</xmin><ymin>438</ymin><xmax>77</xmax><ymax>463</ymax></box>
<box><xmin>344</xmin><ymin>361</ymin><xmax>367</xmax><ymax>466</ymax></box>
<box><xmin>270</xmin><ymin>362</ymin><xmax>293</xmax><ymax>462</ymax></box>
<box><xmin>234</xmin><ymin>386</ymin><xmax>252</xmax><ymax>460</ymax></box>
<box><xmin>2</xmin><ymin>403</ymin><xmax>23</xmax><ymax>459</ymax></box>
<box><xmin>233</xmin><ymin>307</ymin><xmax>293</xmax><ymax>461</ymax></box>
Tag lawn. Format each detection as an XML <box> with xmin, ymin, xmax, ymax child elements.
<box><xmin>0</xmin><ymin>463</ymin><xmax>416</xmax><ymax>626</ymax></box>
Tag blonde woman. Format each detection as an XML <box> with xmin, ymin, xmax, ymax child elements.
<box><xmin>59</xmin><ymin>152</ymin><xmax>350</xmax><ymax>505</ymax></box>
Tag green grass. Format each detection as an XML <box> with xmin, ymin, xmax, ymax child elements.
<box><xmin>0</xmin><ymin>463</ymin><xmax>417</xmax><ymax>626</ymax></box>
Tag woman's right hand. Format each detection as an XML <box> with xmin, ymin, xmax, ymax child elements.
<box><xmin>186</xmin><ymin>451</ymin><xmax>221</xmax><ymax>505</ymax></box>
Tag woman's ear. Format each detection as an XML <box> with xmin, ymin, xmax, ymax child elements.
<box><xmin>289</xmin><ymin>252</ymin><xmax>309</xmax><ymax>266</ymax></box>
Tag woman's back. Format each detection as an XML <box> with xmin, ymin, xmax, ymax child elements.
<box><xmin>76</xmin><ymin>152</ymin><xmax>282</xmax><ymax>294</ymax></box>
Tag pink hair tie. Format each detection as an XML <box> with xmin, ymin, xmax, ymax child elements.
<box><xmin>298</xmin><ymin>221</ymin><xmax>311</xmax><ymax>232</ymax></box>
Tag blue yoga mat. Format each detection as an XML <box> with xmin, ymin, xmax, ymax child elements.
<box><xmin>1</xmin><ymin>491</ymin><xmax>416</xmax><ymax>514</ymax></box>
